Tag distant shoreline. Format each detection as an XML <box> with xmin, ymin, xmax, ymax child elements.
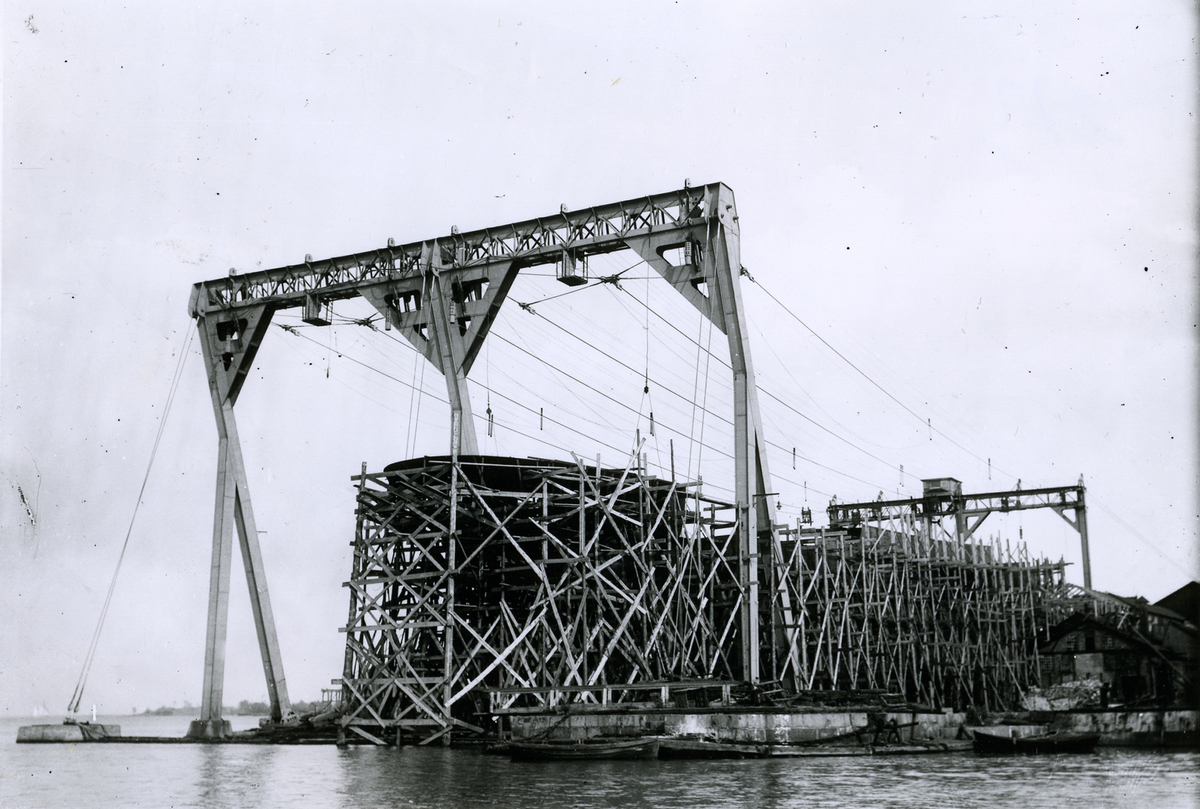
<box><xmin>5</xmin><ymin>699</ymin><xmax>329</xmax><ymax>721</ymax></box>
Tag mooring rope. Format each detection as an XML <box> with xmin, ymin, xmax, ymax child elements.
<box><xmin>67</xmin><ymin>324</ymin><xmax>195</xmax><ymax>717</ymax></box>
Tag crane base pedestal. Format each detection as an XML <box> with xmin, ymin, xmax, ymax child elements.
<box><xmin>186</xmin><ymin>719</ymin><xmax>232</xmax><ymax>740</ymax></box>
<box><xmin>16</xmin><ymin>723</ymin><xmax>121</xmax><ymax>742</ymax></box>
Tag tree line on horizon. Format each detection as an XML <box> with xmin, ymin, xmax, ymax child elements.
<box><xmin>140</xmin><ymin>699</ymin><xmax>329</xmax><ymax>716</ymax></box>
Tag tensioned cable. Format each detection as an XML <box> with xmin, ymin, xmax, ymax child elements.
<box><xmin>292</xmin><ymin>264</ymin><xmax>997</xmax><ymax>496</ymax></box>
<box><xmin>517</xmin><ymin>305</ymin><xmax>733</xmax><ymax>423</ymax></box>
<box><xmin>490</xmin><ymin>334</ymin><xmax>674</xmax><ymax>425</ymax></box>
<box><xmin>286</xmin><ymin>302</ymin><xmax>898</xmax><ymax>494</ymax></box>
<box><xmin>614</xmin><ymin>282</ymin><xmax>917</xmax><ymax>483</ymax></box>
<box><xmin>283</xmin><ymin>272</ymin><xmax>1139</xmax><ymax>533</ymax></box>
<box><xmin>619</xmin><ymin>283</ymin><xmax>929</xmax><ymax>489</ymax></box>
<box><xmin>513</xmin><ymin>259</ymin><xmax>645</xmax><ymax>311</ymax></box>
<box><xmin>759</xmin><ymin>390</ymin><xmax>910</xmax><ymax>477</ymax></box>
<box><xmin>343</xmin><ymin>303</ymin><xmax>897</xmax><ymax>493</ymax></box>
<box><xmin>515</xmin><ymin>297</ymin><xmax>896</xmax><ymax>493</ymax></box>
<box><xmin>288</xmin><ymin>307</ymin><xmax>900</xmax><ymax>496</ymax></box>
<box><xmin>514</xmin><ymin>279</ymin><xmax>595</xmax><ymax>308</ymax></box>
<box><xmin>357</xmin><ymin>313</ymin><xmax>629</xmax><ymax>434</ymax></box>
<box><xmin>1091</xmin><ymin>497</ymin><xmax>1192</xmax><ymax>572</ymax></box>
<box><xmin>196</xmin><ymin>284</ymin><xmax>1079</xmax><ymax>557</ymax></box>
<box><xmin>750</xmin><ymin>314</ymin><xmax>913</xmax><ymax>456</ymax></box>
<box><xmin>68</xmin><ymin>324</ymin><xmax>195</xmax><ymax>716</ymax></box>
<box><xmin>287</xmin><ymin>299</ymin><xmax>731</xmax><ymax>435</ymax></box>
<box><xmin>516</xmin><ymin>320</ymin><xmax>882</xmax><ymax>488</ymax></box>
<box><xmin>282</xmin><ymin>326</ymin><xmax>643</xmax><ymax>461</ymax></box>
<box><xmin>282</xmin><ymin>319</ymin><xmax>711</xmax><ymax>459</ymax></box>
<box><xmin>611</xmin><ymin>283</ymin><xmax>732</xmax><ymax>370</ymax></box>
<box><xmin>614</xmin><ymin>281</ymin><xmax>1129</xmax><ymax>500</ymax></box>
<box><xmin>274</xmin><ymin>334</ymin><xmax>425</xmax><ymax>423</ymax></box>
<box><xmin>284</xmin><ymin>281</ymin><xmax>708</xmax><ymax>422</ymax></box>
<box><xmin>503</xmin><ymin>326</ymin><xmax>614</xmax><ymax>427</ymax></box>
<box><xmin>500</xmin><ymin>303</ymin><xmax>731</xmax><ymax>451</ymax></box>
<box><xmin>286</xmin><ymin>331</ymin><xmax>621</xmax><ymax>465</ymax></box>
<box><xmin>746</xmin><ymin>274</ymin><xmax>1014</xmax><ymax>479</ymax></box>
<box><xmin>766</xmin><ymin>445</ymin><xmax>888</xmax><ymax>494</ymax></box>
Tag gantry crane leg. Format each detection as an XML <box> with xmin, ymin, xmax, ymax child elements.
<box><xmin>187</xmin><ymin>306</ymin><xmax>291</xmax><ymax>739</ymax></box>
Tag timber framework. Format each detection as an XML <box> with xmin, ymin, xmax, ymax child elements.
<box><xmin>337</xmin><ymin>456</ymin><xmax>1074</xmax><ymax>743</ymax></box>
<box><xmin>338</xmin><ymin>454</ymin><xmax>746</xmax><ymax>744</ymax></box>
<box><xmin>777</xmin><ymin>524</ymin><xmax>1065</xmax><ymax>712</ymax></box>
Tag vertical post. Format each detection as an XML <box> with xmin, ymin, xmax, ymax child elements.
<box><xmin>340</xmin><ymin>462</ymin><xmax>368</xmax><ymax>731</ymax></box>
<box><xmin>707</xmin><ymin>202</ymin><xmax>760</xmax><ymax>684</ymax></box>
<box><xmin>443</xmin><ymin>413</ymin><xmax>461</xmax><ymax>745</ymax></box>
<box><xmin>425</xmin><ymin>242</ymin><xmax>480</xmax><ymax>455</ymax></box>
<box><xmin>1077</xmin><ymin>477</ymin><xmax>1092</xmax><ymax>590</ymax></box>
<box><xmin>196</xmin><ymin>431</ymin><xmax>235</xmax><ymax>737</ymax></box>
<box><xmin>624</xmin><ymin>183</ymin><xmax>797</xmax><ymax>687</ymax></box>
<box><xmin>541</xmin><ymin>480</ymin><xmax>549</xmax><ymax>689</ymax></box>
<box><xmin>580</xmin><ymin>466</ymin><xmax>589</xmax><ymax>687</ymax></box>
<box><xmin>191</xmin><ymin>320</ymin><xmax>238</xmax><ymax>739</ymax></box>
<box><xmin>703</xmin><ymin>184</ymin><xmax>799</xmax><ymax>689</ymax></box>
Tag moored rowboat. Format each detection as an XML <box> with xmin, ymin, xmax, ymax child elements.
<box><xmin>972</xmin><ymin>728</ymin><xmax>1100</xmax><ymax>754</ymax></box>
<box><xmin>509</xmin><ymin>738</ymin><xmax>660</xmax><ymax>761</ymax></box>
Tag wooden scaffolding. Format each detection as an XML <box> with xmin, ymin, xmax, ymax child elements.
<box><xmin>339</xmin><ymin>452</ymin><xmax>1077</xmax><ymax>740</ymax></box>
<box><xmin>773</xmin><ymin>521</ymin><xmax>1067</xmax><ymax>711</ymax></box>
<box><xmin>338</xmin><ymin>453</ymin><xmax>744</xmax><ymax>744</ymax></box>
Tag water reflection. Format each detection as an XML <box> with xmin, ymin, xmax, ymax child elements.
<box><xmin>330</xmin><ymin>748</ymin><xmax>1200</xmax><ymax>809</ymax></box>
<box><xmin>194</xmin><ymin>745</ymin><xmax>282</xmax><ymax>809</ymax></box>
<box><xmin>0</xmin><ymin>714</ymin><xmax>1195</xmax><ymax>809</ymax></box>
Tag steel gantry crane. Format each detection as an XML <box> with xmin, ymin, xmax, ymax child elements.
<box><xmin>185</xmin><ymin>182</ymin><xmax>793</xmax><ymax>738</ymax></box>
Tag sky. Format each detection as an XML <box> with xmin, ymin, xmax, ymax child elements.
<box><xmin>2</xmin><ymin>2</ymin><xmax>1196</xmax><ymax>717</ymax></box>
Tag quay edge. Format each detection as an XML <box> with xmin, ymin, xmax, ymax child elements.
<box><xmin>507</xmin><ymin>707</ymin><xmax>966</xmax><ymax>746</ymax></box>
<box><xmin>506</xmin><ymin>707</ymin><xmax>1200</xmax><ymax>749</ymax></box>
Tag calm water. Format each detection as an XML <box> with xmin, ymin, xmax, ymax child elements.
<box><xmin>1</xmin><ymin>715</ymin><xmax>1197</xmax><ymax>809</ymax></box>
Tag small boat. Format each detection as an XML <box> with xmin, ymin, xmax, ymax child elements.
<box><xmin>972</xmin><ymin>728</ymin><xmax>1100</xmax><ymax>754</ymax></box>
<box><xmin>509</xmin><ymin>737</ymin><xmax>660</xmax><ymax>761</ymax></box>
<box><xmin>657</xmin><ymin>737</ymin><xmax>765</xmax><ymax>759</ymax></box>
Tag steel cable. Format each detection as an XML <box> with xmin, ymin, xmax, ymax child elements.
<box><xmin>67</xmin><ymin>324</ymin><xmax>195</xmax><ymax>716</ymax></box>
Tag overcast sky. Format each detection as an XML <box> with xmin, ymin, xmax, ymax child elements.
<box><xmin>3</xmin><ymin>2</ymin><xmax>1196</xmax><ymax>717</ymax></box>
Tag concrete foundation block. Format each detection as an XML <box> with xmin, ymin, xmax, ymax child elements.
<box><xmin>16</xmin><ymin>723</ymin><xmax>121</xmax><ymax>743</ymax></box>
<box><xmin>18</xmin><ymin>724</ymin><xmax>84</xmax><ymax>742</ymax></box>
<box><xmin>186</xmin><ymin>719</ymin><xmax>232</xmax><ymax>740</ymax></box>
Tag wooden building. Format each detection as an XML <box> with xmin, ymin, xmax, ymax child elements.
<box><xmin>1040</xmin><ymin>592</ymin><xmax>1198</xmax><ymax>708</ymax></box>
